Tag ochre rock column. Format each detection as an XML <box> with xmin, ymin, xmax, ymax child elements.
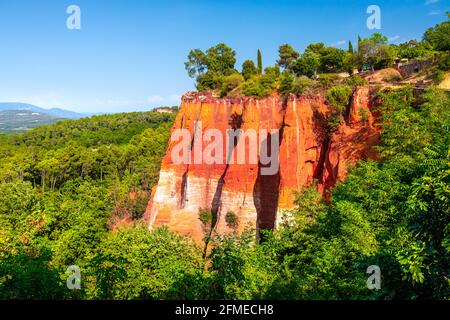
<box><xmin>146</xmin><ymin>87</ymin><xmax>380</xmax><ymax>242</ymax></box>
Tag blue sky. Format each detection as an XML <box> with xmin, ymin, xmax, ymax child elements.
<box><xmin>0</xmin><ymin>0</ymin><xmax>448</xmax><ymax>113</ymax></box>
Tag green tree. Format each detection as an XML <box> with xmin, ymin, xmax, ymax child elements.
<box><xmin>196</xmin><ymin>71</ymin><xmax>223</xmax><ymax>91</ymax></box>
<box><xmin>277</xmin><ymin>44</ymin><xmax>300</xmax><ymax>71</ymax></box>
<box><xmin>357</xmin><ymin>35</ymin><xmax>395</xmax><ymax>70</ymax></box>
<box><xmin>206</xmin><ymin>228</ymin><xmax>279</xmax><ymax>299</ymax></box>
<box><xmin>303</xmin><ymin>43</ymin><xmax>346</xmax><ymax>73</ymax></box>
<box><xmin>348</xmin><ymin>41</ymin><xmax>354</xmax><ymax>53</ymax></box>
<box><xmin>423</xmin><ymin>13</ymin><xmax>450</xmax><ymax>51</ymax></box>
<box><xmin>319</xmin><ymin>47</ymin><xmax>347</xmax><ymax>73</ymax></box>
<box><xmin>88</xmin><ymin>226</ymin><xmax>203</xmax><ymax>299</ymax></box>
<box><xmin>185</xmin><ymin>43</ymin><xmax>237</xmax><ymax>91</ymax></box>
<box><xmin>357</xmin><ymin>35</ymin><xmax>362</xmax><ymax>56</ymax></box>
<box><xmin>344</xmin><ymin>52</ymin><xmax>357</xmax><ymax>75</ymax></box>
<box><xmin>370</xmin><ymin>32</ymin><xmax>388</xmax><ymax>45</ymax></box>
<box><xmin>185</xmin><ymin>49</ymin><xmax>207</xmax><ymax>78</ymax></box>
<box><xmin>241</xmin><ymin>60</ymin><xmax>258</xmax><ymax>80</ymax></box>
<box><xmin>306</xmin><ymin>42</ymin><xmax>325</xmax><ymax>54</ymax></box>
<box><xmin>205</xmin><ymin>43</ymin><xmax>237</xmax><ymax>75</ymax></box>
<box><xmin>293</xmin><ymin>51</ymin><xmax>321</xmax><ymax>78</ymax></box>
<box><xmin>395</xmin><ymin>41</ymin><xmax>431</xmax><ymax>60</ymax></box>
<box><xmin>257</xmin><ymin>49</ymin><xmax>263</xmax><ymax>75</ymax></box>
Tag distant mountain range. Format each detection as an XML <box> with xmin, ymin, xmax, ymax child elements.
<box><xmin>0</xmin><ymin>102</ymin><xmax>175</xmax><ymax>134</ymax></box>
<box><xmin>0</xmin><ymin>110</ymin><xmax>64</xmax><ymax>133</ymax></box>
<box><xmin>0</xmin><ymin>103</ymin><xmax>86</xmax><ymax>119</ymax></box>
<box><xmin>0</xmin><ymin>103</ymin><xmax>89</xmax><ymax>134</ymax></box>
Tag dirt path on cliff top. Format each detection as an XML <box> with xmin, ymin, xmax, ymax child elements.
<box><xmin>438</xmin><ymin>71</ymin><xmax>450</xmax><ymax>90</ymax></box>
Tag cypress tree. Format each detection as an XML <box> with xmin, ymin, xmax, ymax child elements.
<box><xmin>257</xmin><ymin>49</ymin><xmax>263</xmax><ymax>74</ymax></box>
<box><xmin>348</xmin><ymin>41</ymin><xmax>354</xmax><ymax>53</ymax></box>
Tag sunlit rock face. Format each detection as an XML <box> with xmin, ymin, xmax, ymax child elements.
<box><xmin>146</xmin><ymin>87</ymin><xmax>380</xmax><ymax>242</ymax></box>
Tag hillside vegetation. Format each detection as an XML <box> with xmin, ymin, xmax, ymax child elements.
<box><xmin>0</xmin><ymin>86</ymin><xmax>448</xmax><ymax>300</ymax></box>
<box><xmin>185</xmin><ymin>14</ymin><xmax>449</xmax><ymax>98</ymax></box>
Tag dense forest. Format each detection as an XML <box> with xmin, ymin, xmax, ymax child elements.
<box><xmin>0</xmin><ymin>17</ymin><xmax>449</xmax><ymax>300</ymax></box>
<box><xmin>0</xmin><ymin>112</ymin><xmax>177</xmax><ymax>299</ymax></box>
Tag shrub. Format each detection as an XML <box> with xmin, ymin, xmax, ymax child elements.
<box><xmin>359</xmin><ymin>108</ymin><xmax>369</xmax><ymax>124</ymax></box>
<box><xmin>327</xmin><ymin>113</ymin><xmax>342</xmax><ymax>133</ymax></box>
<box><xmin>317</xmin><ymin>74</ymin><xmax>341</xmax><ymax>88</ymax></box>
<box><xmin>326</xmin><ymin>85</ymin><xmax>353</xmax><ymax>113</ymax></box>
<box><xmin>221</xmin><ymin>73</ymin><xmax>244</xmax><ymax>97</ymax></box>
<box><xmin>242</xmin><ymin>74</ymin><xmax>280</xmax><ymax>98</ymax></box>
<box><xmin>279</xmin><ymin>72</ymin><xmax>295</xmax><ymax>96</ymax></box>
<box><xmin>382</xmin><ymin>73</ymin><xmax>403</xmax><ymax>83</ymax></box>
<box><xmin>196</xmin><ymin>71</ymin><xmax>223</xmax><ymax>91</ymax></box>
<box><xmin>432</xmin><ymin>70</ymin><xmax>445</xmax><ymax>84</ymax></box>
<box><xmin>242</xmin><ymin>77</ymin><xmax>269</xmax><ymax>97</ymax></box>
<box><xmin>345</xmin><ymin>75</ymin><xmax>369</xmax><ymax>86</ymax></box>
<box><xmin>199</xmin><ymin>208</ymin><xmax>213</xmax><ymax>227</ymax></box>
<box><xmin>291</xmin><ymin>77</ymin><xmax>316</xmax><ymax>96</ymax></box>
<box><xmin>260</xmin><ymin>76</ymin><xmax>278</xmax><ymax>93</ymax></box>
<box><xmin>438</xmin><ymin>54</ymin><xmax>450</xmax><ymax>71</ymax></box>
<box><xmin>240</xmin><ymin>65</ymin><xmax>282</xmax><ymax>98</ymax></box>
<box><xmin>225</xmin><ymin>211</ymin><xmax>239</xmax><ymax>230</ymax></box>
<box><xmin>261</xmin><ymin>66</ymin><xmax>281</xmax><ymax>88</ymax></box>
<box><xmin>129</xmin><ymin>192</ymin><xmax>150</xmax><ymax>220</ymax></box>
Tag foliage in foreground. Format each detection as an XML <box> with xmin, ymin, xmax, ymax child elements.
<box><xmin>0</xmin><ymin>87</ymin><xmax>448</xmax><ymax>300</ymax></box>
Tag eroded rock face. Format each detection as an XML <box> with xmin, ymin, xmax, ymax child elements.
<box><xmin>145</xmin><ymin>87</ymin><xmax>380</xmax><ymax>242</ymax></box>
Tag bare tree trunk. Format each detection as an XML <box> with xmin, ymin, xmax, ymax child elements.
<box><xmin>41</xmin><ymin>170</ymin><xmax>45</xmax><ymax>193</ymax></box>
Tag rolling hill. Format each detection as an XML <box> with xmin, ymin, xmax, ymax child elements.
<box><xmin>0</xmin><ymin>103</ymin><xmax>91</xmax><ymax>133</ymax></box>
<box><xmin>0</xmin><ymin>109</ymin><xmax>66</xmax><ymax>133</ymax></box>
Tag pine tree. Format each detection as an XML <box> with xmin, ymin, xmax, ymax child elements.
<box><xmin>257</xmin><ymin>49</ymin><xmax>263</xmax><ymax>74</ymax></box>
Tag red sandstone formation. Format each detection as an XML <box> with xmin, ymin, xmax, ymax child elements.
<box><xmin>145</xmin><ymin>86</ymin><xmax>380</xmax><ymax>242</ymax></box>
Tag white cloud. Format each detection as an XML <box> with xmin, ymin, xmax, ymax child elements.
<box><xmin>331</xmin><ymin>40</ymin><xmax>346</xmax><ymax>47</ymax></box>
<box><xmin>147</xmin><ymin>95</ymin><xmax>165</xmax><ymax>103</ymax></box>
<box><xmin>388</xmin><ymin>35</ymin><xmax>400</xmax><ymax>42</ymax></box>
<box><xmin>428</xmin><ymin>9</ymin><xmax>442</xmax><ymax>15</ymax></box>
<box><xmin>425</xmin><ymin>0</ymin><xmax>439</xmax><ymax>5</ymax></box>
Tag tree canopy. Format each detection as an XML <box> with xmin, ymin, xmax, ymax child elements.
<box><xmin>184</xmin><ymin>17</ymin><xmax>447</xmax><ymax>98</ymax></box>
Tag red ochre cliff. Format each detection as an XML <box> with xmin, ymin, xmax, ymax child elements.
<box><xmin>145</xmin><ymin>86</ymin><xmax>380</xmax><ymax>242</ymax></box>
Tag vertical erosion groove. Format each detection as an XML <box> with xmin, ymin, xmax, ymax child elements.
<box><xmin>179</xmin><ymin>102</ymin><xmax>203</xmax><ymax>209</ymax></box>
<box><xmin>312</xmin><ymin>108</ymin><xmax>330</xmax><ymax>183</ymax></box>
<box><xmin>254</xmin><ymin>99</ymin><xmax>287</xmax><ymax>239</ymax></box>
<box><xmin>203</xmin><ymin>107</ymin><xmax>245</xmax><ymax>258</ymax></box>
